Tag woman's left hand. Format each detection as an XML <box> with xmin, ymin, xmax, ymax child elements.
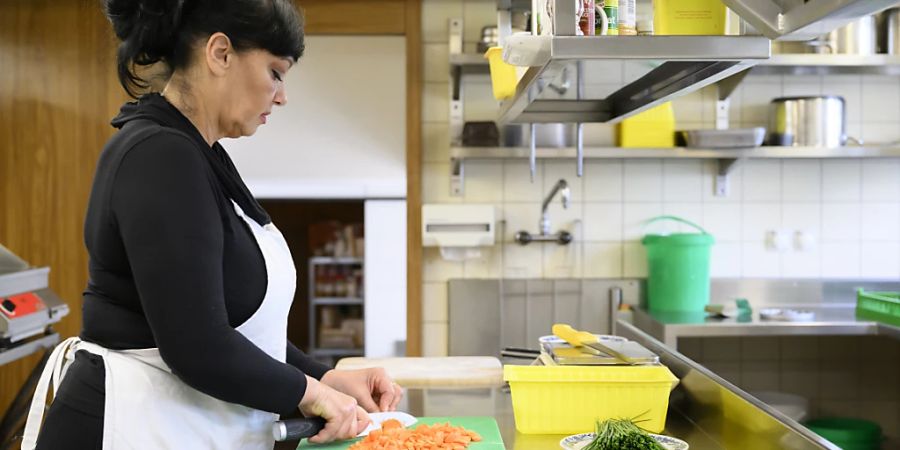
<box><xmin>320</xmin><ymin>368</ymin><xmax>403</xmax><ymax>413</ymax></box>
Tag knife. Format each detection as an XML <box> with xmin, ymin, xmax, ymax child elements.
<box><xmin>273</xmin><ymin>411</ymin><xmax>418</xmax><ymax>442</ymax></box>
<box><xmin>551</xmin><ymin>323</ymin><xmax>638</xmax><ymax>365</ymax></box>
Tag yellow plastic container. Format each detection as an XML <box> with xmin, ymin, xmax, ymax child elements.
<box><xmin>484</xmin><ymin>47</ymin><xmax>517</xmax><ymax>100</ymax></box>
<box><xmin>653</xmin><ymin>0</ymin><xmax>728</xmax><ymax>35</ymax></box>
<box><xmin>503</xmin><ymin>364</ymin><xmax>679</xmax><ymax>435</ymax></box>
<box><xmin>616</xmin><ymin>102</ymin><xmax>676</xmax><ymax>148</ymax></box>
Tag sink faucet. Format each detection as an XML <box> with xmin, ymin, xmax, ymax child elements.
<box><xmin>541</xmin><ymin>179</ymin><xmax>570</xmax><ymax>235</ymax></box>
<box><xmin>514</xmin><ymin>179</ymin><xmax>573</xmax><ymax>245</ymax></box>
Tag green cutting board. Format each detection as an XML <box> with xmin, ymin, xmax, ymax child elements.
<box><xmin>297</xmin><ymin>416</ymin><xmax>505</xmax><ymax>450</ymax></box>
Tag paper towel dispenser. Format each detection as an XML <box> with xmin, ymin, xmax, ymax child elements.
<box><xmin>422</xmin><ymin>204</ymin><xmax>495</xmax><ymax>248</ymax></box>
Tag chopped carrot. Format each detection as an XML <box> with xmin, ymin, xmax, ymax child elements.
<box><xmin>348</xmin><ymin>420</ymin><xmax>483</xmax><ymax>450</ymax></box>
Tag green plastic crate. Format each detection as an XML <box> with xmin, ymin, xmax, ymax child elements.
<box><xmin>856</xmin><ymin>289</ymin><xmax>900</xmax><ymax>327</ymax></box>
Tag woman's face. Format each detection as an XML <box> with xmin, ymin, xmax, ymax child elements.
<box><xmin>220</xmin><ymin>49</ymin><xmax>293</xmax><ymax>138</ymax></box>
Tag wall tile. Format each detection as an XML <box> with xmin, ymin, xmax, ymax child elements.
<box><xmin>623</xmin><ymin>160</ymin><xmax>663</xmax><ymax>201</ymax></box>
<box><xmin>780</xmin><ymin>336</ymin><xmax>819</xmax><ymax>361</ymax></box>
<box><xmin>780</xmin><ymin>361</ymin><xmax>820</xmax><ymax>400</ymax></box>
<box><xmin>710</xmin><ymin>242</ymin><xmax>742</xmax><ymax>277</ymax></box>
<box><xmin>423</xmin><ymin>322</ymin><xmax>449</xmax><ymax>357</ymax></box>
<box><xmin>741</xmin><ymin>337</ymin><xmax>780</xmax><ymax>362</ymax></box>
<box><xmin>461</xmin><ymin>80</ymin><xmax>499</xmax><ymax>121</ymax></box>
<box><xmin>861</xmin><ymin>122</ymin><xmax>900</xmax><ymax>144</ymax></box>
<box><xmin>861</xmin><ymin>76</ymin><xmax>900</xmax><ymax>123</ymax></box>
<box><xmin>582</xmin><ymin>122</ymin><xmax>617</xmax><ymax>147</ymax></box>
<box><xmin>782</xmin><ymin>160</ymin><xmax>821</xmax><ymax>202</ymax></box>
<box><xmin>583</xmin><ymin>203</ymin><xmax>624</xmax><ymax>241</ymax></box>
<box><xmin>423</xmin><ymin>82</ymin><xmax>450</xmax><ymax>123</ymax></box>
<box><xmin>703</xmin><ymin>204</ymin><xmax>742</xmax><ymax>241</ymax></box>
<box><xmin>423</xmin><ymin>162</ymin><xmax>462</xmax><ymax>203</ymax></box>
<box><xmin>741</xmin><ymin>361</ymin><xmax>782</xmax><ymax>392</ymax></box>
<box><xmin>622</xmin><ymin>242</ymin><xmax>648</xmax><ymax>277</ymax></box>
<box><xmin>502</xmin><ymin>244</ymin><xmax>544</xmax><ymax>278</ymax></box>
<box><xmin>423</xmin><ymin>122</ymin><xmax>451</xmax><ymax>163</ymax></box>
<box><xmin>740</xmin><ymin>82</ymin><xmax>782</xmax><ymax>126</ymax></box>
<box><xmin>663</xmin><ymin>203</ymin><xmax>703</xmax><ymax>227</ymax></box>
<box><xmin>544</xmin><ymin>203</ymin><xmax>584</xmax><ymax>241</ymax></box>
<box><xmin>583</xmin><ymin>243</ymin><xmax>623</xmax><ymax>277</ymax></box>
<box><xmin>860</xmin><ymin>242</ymin><xmax>900</xmax><ymax>279</ymax></box>
<box><xmin>504</xmin><ymin>160</ymin><xmax>544</xmax><ymax>202</ymax></box>
<box><xmin>782</xmin><ymin>249</ymin><xmax>821</xmax><ymax>278</ymax></box>
<box><xmin>584</xmin><ymin>160</ymin><xmax>623</xmax><ymax>201</ymax></box>
<box><xmin>822</xmin><ymin>160</ymin><xmax>861</xmax><ymax>201</ymax></box>
<box><xmin>821</xmin><ymin>242</ymin><xmax>861</xmax><ymax>278</ymax></box>
<box><xmin>742</xmin><ymin>203</ymin><xmax>781</xmax><ymax>242</ymax></box>
<box><xmin>463</xmin><ymin>244</ymin><xmax>503</xmax><ymax>278</ymax></box>
<box><xmin>421</xmin><ymin>1</ymin><xmax>464</xmax><ymax>44</ymax></box>
<box><xmin>742</xmin><ymin>160</ymin><xmax>782</xmax><ymax>202</ymax></box>
<box><xmin>702</xmin><ymin>160</ymin><xmax>743</xmax><ymax>203</ymax></box>
<box><xmin>463</xmin><ymin>161</ymin><xmax>504</xmax><ymax>202</ymax></box>
<box><xmin>543</xmin><ymin>242</ymin><xmax>583</xmax><ymax>278</ymax></box>
<box><xmin>860</xmin><ymin>203</ymin><xmax>900</xmax><ymax>241</ymax></box>
<box><xmin>672</xmin><ymin>90</ymin><xmax>706</xmax><ymax>126</ymax></box>
<box><xmin>782</xmin><ymin>203</ymin><xmax>821</xmax><ymax>235</ymax></box>
<box><xmin>423</xmin><ymin>43</ymin><xmax>450</xmax><ymax>83</ymax></box>
<box><xmin>702</xmin><ymin>337</ymin><xmax>742</xmax><ymax>362</ymax></box>
<box><xmin>501</xmin><ymin>203</ymin><xmax>541</xmax><ymax>242</ymax></box>
<box><xmin>822</xmin><ymin>76</ymin><xmax>862</xmax><ymax>124</ymax></box>
<box><xmin>624</xmin><ymin>203</ymin><xmax>664</xmax><ymax>241</ymax></box>
<box><xmin>663</xmin><ymin>160</ymin><xmax>703</xmax><ymax>202</ymax></box>
<box><xmin>742</xmin><ymin>243</ymin><xmax>781</xmax><ymax>278</ymax></box>
<box><xmin>581</xmin><ymin>61</ymin><xmax>624</xmax><ymax>83</ymax></box>
<box><xmin>783</xmin><ymin>75</ymin><xmax>822</xmax><ymax>97</ymax></box>
<box><xmin>423</xmin><ymin>247</ymin><xmax>464</xmax><ymax>282</ymax></box>
<box><xmin>423</xmin><ymin>282</ymin><xmax>449</xmax><ymax>322</ymax></box>
<box><xmin>861</xmin><ymin>159</ymin><xmax>900</xmax><ymax>201</ymax></box>
<box><xmin>822</xmin><ymin>203</ymin><xmax>861</xmax><ymax>240</ymax></box>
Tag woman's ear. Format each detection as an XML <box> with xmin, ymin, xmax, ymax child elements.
<box><xmin>205</xmin><ymin>32</ymin><xmax>233</xmax><ymax>77</ymax></box>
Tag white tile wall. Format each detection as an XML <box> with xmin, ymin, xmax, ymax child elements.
<box><xmin>419</xmin><ymin>3</ymin><xmax>900</xmax><ymax>407</ymax></box>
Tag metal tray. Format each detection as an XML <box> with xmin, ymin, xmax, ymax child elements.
<box><xmin>677</xmin><ymin>127</ymin><xmax>766</xmax><ymax>149</ymax></box>
<box><xmin>540</xmin><ymin>338</ymin><xmax>660</xmax><ymax>365</ymax></box>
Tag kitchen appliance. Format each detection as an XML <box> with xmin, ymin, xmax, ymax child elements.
<box><xmin>501</xmin><ymin>123</ymin><xmax>576</xmax><ymax>148</ymax></box>
<box><xmin>767</xmin><ymin>96</ymin><xmax>859</xmax><ymax>147</ymax></box>
<box><xmin>812</xmin><ymin>15</ymin><xmax>878</xmax><ymax>55</ymax></box>
<box><xmin>0</xmin><ymin>244</ymin><xmax>68</xmax><ymax>362</ymax></box>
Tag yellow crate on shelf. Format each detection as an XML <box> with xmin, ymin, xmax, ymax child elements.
<box><xmin>503</xmin><ymin>364</ymin><xmax>679</xmax><ymax>435</ymax></box>
<box><xmin>484</xmin><ymin>47</ymin><xmax>517</xmax><ymax>100</ymax></box>
<box><xmin>617</xmin><ymin>102</ymin><xmax>676</xmax><ymax>148</ymax></box>
<box><xmin>653</xmin><ymin>0</ymin><xmax>729</xmax><ymax>35</ymax></box>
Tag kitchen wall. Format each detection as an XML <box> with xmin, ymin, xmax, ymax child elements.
<box><xmin>420</xmin><ymin>0</ymin><xmax>900</xmax><ymax>356</ymax></box>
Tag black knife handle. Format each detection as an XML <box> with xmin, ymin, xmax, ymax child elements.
<box><xmin>272</xmin><ymin>417</ymin><xmax>327</xmax><ymax>442</ymax></box>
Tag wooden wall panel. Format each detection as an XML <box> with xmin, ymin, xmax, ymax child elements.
<box><xmin>405</xmin><ymin>0</ymin><xmax>423</xmax><ymax>357</ymax></box>
<box><xmin>298</xmin><ymin>0</ymin><xmax>407</xmax><ymax>35</ymax></box>
<box><xmin>0</xmin><ymin>0</ymin><xmax>125</xmax><ymax>417</ymax></box>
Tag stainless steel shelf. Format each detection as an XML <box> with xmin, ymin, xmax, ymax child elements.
<box><xmin>451</xmin><ymin>145</ymin><xmax>900</xmax><ymax>160</ymax></box>
<box><xmin>312</xmin><ymin>297</ymin><xmax>364</xmax><ymax>306</ymax></box>
<box><xmin>498</xmin><ymin>36</ymin><xmax>771</xmax><ymax>125</ymax></box>
<box><xmin>449</xmin><ymin>53</ymin><xmax>489</xmax><ymax>67</ymax></box>
<box><xmin>308</xmin><ymin>257</ymin><xmax>363</xmax><ymax>265</ymax></box>
<box><xmin>753</xmin><ymin>54</ymin><xmax>900</xmax><ymax>75</ymax></box>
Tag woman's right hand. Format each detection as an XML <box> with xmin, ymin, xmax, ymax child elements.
<box><xmin>298</xmin><ymin>376</ymin><xmax>371</xmax><ymax>443</ymax></box>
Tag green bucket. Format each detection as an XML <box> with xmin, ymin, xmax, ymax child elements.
<box><xmin>641</xmin><ymin>216</ymin><xmax>714</xmax><ymax>319</ymax></box>
<box><xmin>804</xmin><ymin>418</ymin><xmax>882</xmax><ymax>450</ymax></box>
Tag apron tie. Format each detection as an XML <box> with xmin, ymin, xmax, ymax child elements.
<box><xmin>21</xmin><ymin>336</ymin><xmax>81</xmax><ymax>450</ymax></box>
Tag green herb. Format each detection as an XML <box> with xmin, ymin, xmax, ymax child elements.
<box><xmin>583</xmin><ymin>413</ymin><xmax>665</xmax><ymax>450</ymax></box>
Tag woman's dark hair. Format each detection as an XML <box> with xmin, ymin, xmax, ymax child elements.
<box><xmin>103</xmin><ymin>0</ymin><xmax>304</xmax><ymax>98</ymax></box>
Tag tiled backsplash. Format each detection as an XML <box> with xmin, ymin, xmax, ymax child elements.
<box><xmin>420</xmin><ymin>0</ymin><xmax>900</xmax><ymax>356</ymax></box>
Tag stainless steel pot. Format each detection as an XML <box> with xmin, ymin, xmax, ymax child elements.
<box><xmin>887</xmin><ymin>8</ymin><xmax>900</xmax><ymax>54</ymax></box>
<box><xmin>502</xmin><ymin>123</ymin><xmax>576</xmax><ymax>148</ymax></box>
<box><xmin>767</xmin><ymin>96</ymin><xmax>856</xmax><ymax>148</ymax></box>
<box><xmin>772</xmin><ymin>15</ymin><xmax>877</xmax><ymax>55</ymax></box>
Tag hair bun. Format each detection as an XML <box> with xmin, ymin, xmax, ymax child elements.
<box><xmin>103</xmin><ymin>0</ymin><xmax>184</xmax><ymax>59</ymax></box>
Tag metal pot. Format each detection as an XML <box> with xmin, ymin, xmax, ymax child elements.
<box><xmin>767</xmin><ymin>96</ymin><xmax>856</xmax><ymax>147</ymax></box>
<box><xmin>502</xmin><ymin>123</ymin><xmax>576</xmax><ymax>148</ymax></box>
<box><xmin>886</xmin><ymin>8</ymin><xmax>900</xmax><ymax>54</ymax></box>
<box><xmin>813</xmin><ymin>15</ymin><xmax>878</xmax><ymax>54</ymax></box>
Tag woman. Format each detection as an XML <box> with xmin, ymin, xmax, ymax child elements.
<box><xmin>22</xmin><ymin>0</ymin><xmax>402</xmax><ymax>448</ymax></box>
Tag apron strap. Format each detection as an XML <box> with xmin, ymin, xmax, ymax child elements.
<box><xmin>21</xmin><ymin>337</ymin><xmax>81</xmax><ymax>450</ymax></box>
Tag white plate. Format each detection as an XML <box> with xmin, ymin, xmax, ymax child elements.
<box><xmin>559</xmin><ymin>432</ymin><xmax>689</xmax><ymax>450</ymax></box>
<box><xmin>358</xmin><ymin>411</ymin><xmax>417</xmax><ymax>437</ymax></box>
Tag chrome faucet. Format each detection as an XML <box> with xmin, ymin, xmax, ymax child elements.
<box><xmin>515</xmin><ymin>179</ymin><xmax>574</xmax><ymax>245</ymax></box>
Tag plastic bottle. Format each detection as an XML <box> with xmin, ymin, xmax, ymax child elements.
<box><xmin>618</xmin><ymin>0</ymin><xmax>636</xmax><ymax>35</ymax></box>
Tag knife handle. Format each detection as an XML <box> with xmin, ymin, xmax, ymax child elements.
<box><xmin>272</xmin><ymin>417</ymin><xmax>327</xmax><ymax>442</ymax></box>
<box><xmin>552</xmin><ymin>323</ymin><xmax>597</xmax><ymax>346</ymax></box>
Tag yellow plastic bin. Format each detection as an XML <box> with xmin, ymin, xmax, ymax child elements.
<box><xmin>484</xmin><ymin>47</ymin><xmax>517</xmax><ymax>100</ymax></box>
<box><xmin>617</xmin><ymin>102</ymin><xmax>676</xmax><ymax>148</ymax></box>
<box><xmin>653</xmin><ymin>0</ymin><xmax>728</xmax><ymax>35</ymax></box>
<box><xmin>503</xmin><ymin>364</ymin><xmax>679</xmax><ymax>435</ymax></box>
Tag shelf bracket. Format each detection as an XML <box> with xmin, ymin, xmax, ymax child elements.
<box><xmin>451</xmin><ymin>157</ymin><xmax>465</xmax><ymax>197</ymax></box>
<box><xmin>715</xmin><ymin>69</ymin><xmax>750</xmax><ymax>130</ymax></box>
<box><xmin>715</xmin><ymin>158</ymin><xmax>743</xmax><ymax>197</ymax></box>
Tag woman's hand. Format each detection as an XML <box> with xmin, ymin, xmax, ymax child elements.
<box><xmin>298</xmin><ymin>376</ymin><xmax>371</xmax><ymax>444</ymax></box>
<box><xmin>320</xmin><ymin>368</ymin><xmax>403</xmax><ymax>413</ymax></box>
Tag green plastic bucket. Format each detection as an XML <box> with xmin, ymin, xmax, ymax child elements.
<box><xmin>804</xmin><ymin>418</ymin><xmax>882</xmax><ymax>450</ymax></box>
<box><xmin>641</xmin><ymin>216</ymin><xmax>714</xmax><ymax>319</ymax></box>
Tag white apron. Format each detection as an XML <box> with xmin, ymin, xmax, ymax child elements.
<box><xmin>22</xmin><ymin>201</ymin><xmax>297</xmax><ymax>450</ymax></box>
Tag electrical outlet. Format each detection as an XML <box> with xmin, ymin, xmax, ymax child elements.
<box><xmin>765</xmin><ymin>229</ymin><xmax>791</xmax><ymax>252</ymax></box>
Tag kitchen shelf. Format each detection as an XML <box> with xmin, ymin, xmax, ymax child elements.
<box><xmin>498</xmin><ymin>35</ymin><xmax>771</xmax><ymax>125</ymax></box>
<box><xmin>752</xmin><ymin>54</ymin><xmax>900</xmax><ymax>75</ymax></box>
<box><xmin>312</xmin><ymin>297</ymin><xmax>364</xmax><ymax>306</ymax></box>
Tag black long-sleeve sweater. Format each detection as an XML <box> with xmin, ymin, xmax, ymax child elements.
<box><xmin>79</xmin><ymin>93</ymin><xmax>329</xmax><ymax>415</ymax></box>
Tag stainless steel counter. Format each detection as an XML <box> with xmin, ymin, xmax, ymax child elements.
<box><xmin>390</xmin><ymin>322</ymin><xmax>838</xmax><ymax>450</ymax></box>
<box><xmin>632</xmin><ymin>306</ymin><xmax>900</xmax><ymax>348</ymax></box>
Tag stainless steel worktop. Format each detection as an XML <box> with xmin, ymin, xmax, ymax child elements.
<box><xmin>632</xmin><ymin>306</ymin><xmax>900</xmax><ymax>348</ymax></box>
<box><xmin>378</xmin><ymin>322</ymin><xmax>838</xmax><ymax>450</ymax></box>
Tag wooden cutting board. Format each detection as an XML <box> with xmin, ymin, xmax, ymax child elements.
<box><xmin>297</xmin><ymin>416</ymin><xmax>505</xmax><ymax>450</ymax></box>
<box><xmin>334</xmin><ymin>357</ymin><xmax>503</xmax><ymax>388</ymax></box>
